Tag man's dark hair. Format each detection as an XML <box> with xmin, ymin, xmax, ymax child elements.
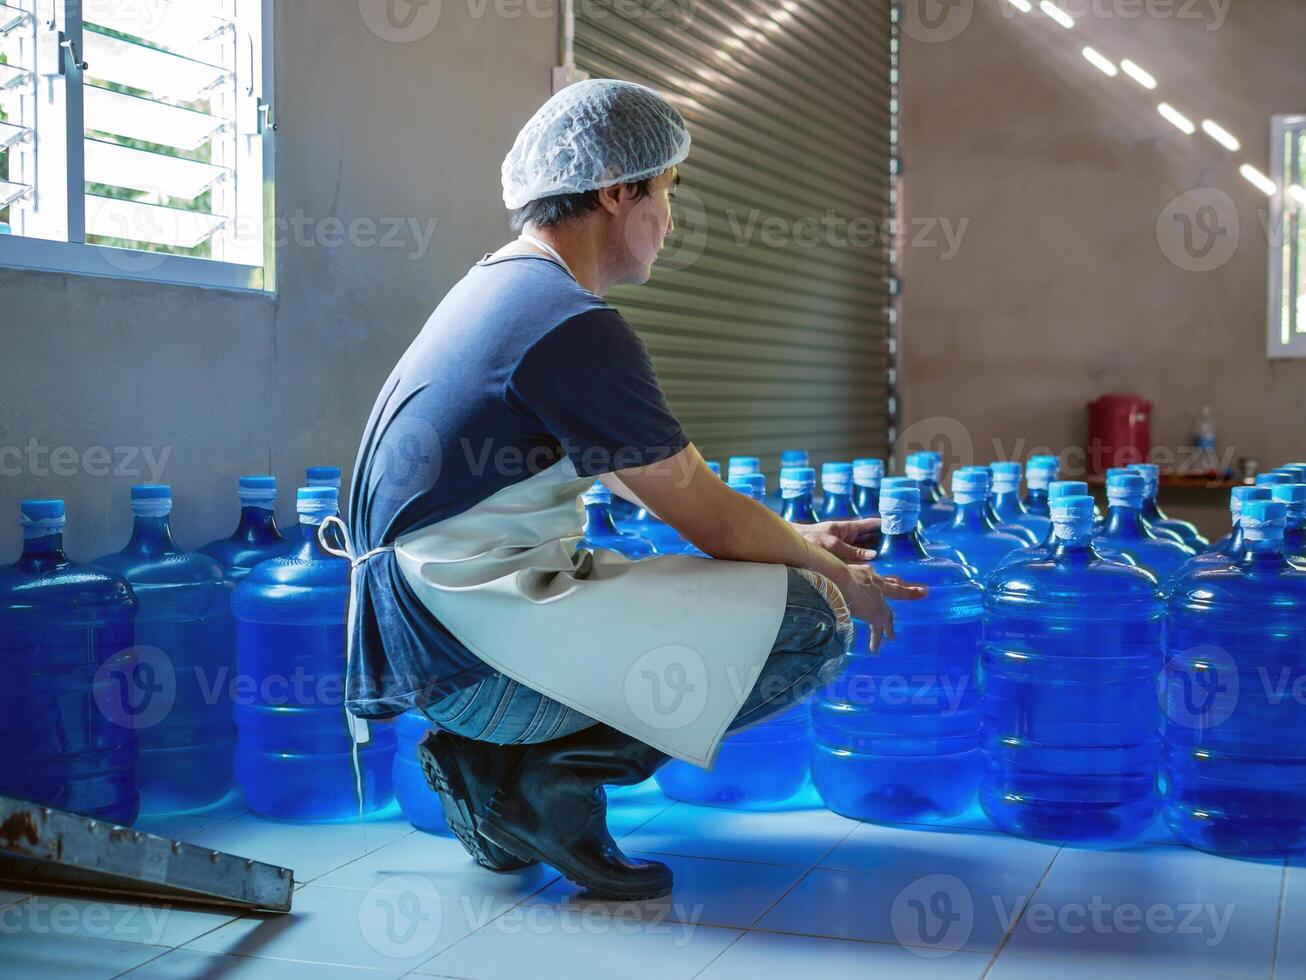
<box><xmin>509</xmin><ymin>178</ymin><xmax>652</xmax><ymax>233</ymax></box>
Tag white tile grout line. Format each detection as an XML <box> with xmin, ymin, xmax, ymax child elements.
<box><xmin>977</xmin><ymin>840</ymin><xmax>1064</xmax><ymax>979</ymax></box>
<box><xmin>1269</xmin><ymin>862</ymin><xmax>1289</xmax><ymax>980</ymax></box>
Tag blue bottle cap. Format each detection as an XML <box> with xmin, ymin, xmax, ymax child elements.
<box><xmin>952</xmin><ymin>467</ymin><xmax>991</xmax><ymax>501</ymax></box>
<box><xmin>297</xmin><ymin>485</ymin><xmax>339</xmax><ymax>521</ymax></box>
<box><xmin>1255</xmin><ymin>472</ymin><xmax>1293</xmax><ymax>486</ymax></box>
<box><xmin>1026</xmin><ymin>455</ymin><xmax>1061</xmax><ymax>489</ymax></box>
<box><xmin>1270</xmin><ymin>484</ymin><xmax>1306</xmax><ymax>520</ymax></box>
<box><xmin>853</xmin><ymin>458</ymin><xmax>884</xmax><ymax>487</ymax></box>
<box><xmin>239</xmin><ymin>475</ymin><xmax>277</xmax><ymax>506</ymax></box>
<box><xmin>1230</xmin><ymin>485</ymin><xmax>1272</xmax><ymax>515</ymax></box>
<box><xmin>20</xmin><ymin>499</ymin><xmax>65</xmax><ymax>523</ymax></box>
<box><xmin>742</xmin><ymin>473</ymin><xmax>766</xmax><ymax>492</ymax></box>
<box><xmin>1128</xmin><ymin>464</ymin><xmax>1161</xmax><ymax>496</ymax></box>
<box><xmin>821</xmin><ymin>462</ymin><xmax>853</xmax><ymax>495</ymax></box>
<box><xmin>780</xmin><ymin>450</ymin><xmax>810</xmax><ymax>467</ymax></box>
<box><xmin>990</xmin><ymin>462</ymin><xmax>1022</xmax><ymax>493</ymax></box>
<box><xmin>131</xmin><ymin>484</ymin><xmax>173</xmax><ymax>517</ymax></box>
<box><xmin>1048</xmin><ymin>480</ymin><xmax>1089</xmax><ymax>500</ymax></box>
<box><xmin>881</xmin><ymin>476</ymin><xmax>917</xmax><ymax>493</ymax></box>
<box><xmin>1107</xmin><ymin>472</ymin><xmax>1147</xmax><ymax>507</ymax></box>
<box><xmin>240</xmin><ymin>475</ymin><xmax>276</xmax><ymax>491</ymax></box>
<box><xmin>904</xmin><ymin>454</ymin><xmax>933</xmax><ymax>481</ymax></box>
<box><xmin>1051</xmin><ymin>495</ymin><xmax>1096</xmax><ymax>538</ymax></box>
<box><xmin>729</xmin><ymin>479</ymin><xmax>763</xmax><ymax>501</ymax></box>
<box><xmin>779</xmin><ymin>467</ymin><xmax>816</xmax><ymax>496</ymax></box>
<box><xmin>581</xmin><ymin>481</ymin><xmax>612</xmax><ymax>506</ymax></box>
<box><xmin>1240</xmin><ymin>500</ymin><xmax>1287</xmax><ymax>541</ymax></box>
<box><xmin>306</xmin><ymin>466</ymin><xmax>342</xmax><ymax>487</ymax></box>
<box><xmin>727</xmin><ymin>456</ymin><xmax>761</xmax><ymax>481</ymax></box>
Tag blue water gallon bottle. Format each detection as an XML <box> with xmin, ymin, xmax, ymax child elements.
<box><xmin>231</xmin><ymin>487</ymin><xmax>395</xmax><ymax>819</ymax></box>
<box><xmin>1024</xmin><ymin>456</ymin><xmax>1061</xmax><ymax>517</ymax></box>
<box><xmin>1273</xmin><ymin>484</ymin><xmax>1306</xmax><ymax>560</ymax></box>
<box><xmin>1095</xmin><ymin>472</ymin><xmax>1195</xmax><ymax>581</ymax></box>
<box><xmin>391</xmin><ymin>710</ymin><xmax>450</xmax><ymax>835</ymax></box>
<box><xmin>780</xmin><ymin>466</ymin><xmax>819</xmax><ymax>524</ymax></box>
<box><xmin>285</xmin><ymin>467</ymin><xmax>346</xmax><ymax>549</ymax></box>
<box><xmin>905</xmin><ymin>453</ymin><xmax>954</xmax><ymax>527</ymax></box>
<box><xmin>927</xmin><ymin>468</ymin><xmax>1028</xmax><ymax>579</ymax></box>
<box><xmin>730</xmin><ymin>475</ymin><xmax>766</xmax><ymax>502</ymax></box>
<box><xmin>819</xmin><ymin>463</ymin><xmax>857</xmax><ymax>520</ymax></box>
<box><xmin>653</xmin><ymin>479</ymin><xmax>812</xmax><ymax>807</ymax></box>
<box><xmin>94</xmin><ymin>486</ymin><xmax>234</xmax><ymax>814</ymax></box>
<box><xmin>1</xmin><ymin>501</ymin><xmax>139</xmax><ymax>825</ymax></box>
<box><xmin>812</xmin><ymin>484</ymin><xmax>983</xmax><ymax>822</ymax></box>
<box><xmin>581</xmin><ymin>482</ymin><xmax>657</xmax><ymax>559</ymax></box>
<box><xmin>199</xmin><ymin>476</ymin><xmax>293</xmax><ymax>582</ymax></box>
<box><xmin>981</xmin><ymin>495</ymin><xmax>1163</xmax><ymax>842</ymax></box>
<box><xmin>881</xmin><ymin>478</ymin><xmax>973</xmax><ymax>571</ymax></box>
<box><xmin>989</xmin><ymin>462</ymin><xmax>1048</xmax><ymax>544</ymax></box>
<box><xmin>995</xmin><ymin>481</ymin><xmax>1135</xmax><ymax>571</ymax></box>
<box><xmin>766</xmin><ymin>450</ymin><xmax>810</xmax><ymax>511</ymax></box>
<box><xmin>1162</xmin><ymin>500</ymin><xmax>1306</xmax><ymax>856</ymax></box>
<box><xmin>853</xmin><ymin>458</ymin><xmax>884</xmax><ymax>517</ymax></box>
<box><xmin>1129</xmin><ymin>463</ymin><xmax>1209</xmax><ymax>549</ymax></box>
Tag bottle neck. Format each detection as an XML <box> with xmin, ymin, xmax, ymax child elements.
<box><xmin>1026</xmin><ymin>487</ymin><xmax>1049</xmax><ymax>509</ymax></box>
<box><xmin>1103</xmin><ymin>505</ymin><xmax>1151</xmax><ymax>539</ymax></box>
<box><xmin>1142</xmin><ymin>498</ymin><xmax>1167</xmax><ymax>521</ymax></box>
<box><xmin>819</xmin><ymin>491</ymin><xmax>857</xmax><ymax>520</ymax></box>
<box><xmin>292</xmin><ymin>516</ymin><xmax>334</xmax><ymax>559</ymax></box>
<box><xmin>878</xmin><ymin>527</ymin><xmax>933</xmax><ymax>561</ymax></box>
<box><xmin>235</xmin><ymin>504</ymin><xmax>283</xmax><ymax>542</ymax></box>
<box><xmin>583</xmin><ymin>502</ymin><xmax>622</xmax><ymax>536</ymax></box>
<box><xmin>952</xmin><ymin>498</ymin><xmax>998</xmax><ymax>530</ymax></box>
<box><xmin>1051</xmin><ymin>533</ymin><xmax>1100</xmax><ymax>561</ymax></box>
<box><xmin>1235</xmin><ymin>536</ymin><xmax>1287</xmax><ymax>562</ymax></box>
<box><xmin>782</xmin><ymin>493</ymin><xmax>818</xmax><ymax>525</ymax></box>
<box><xmin>992</xmin><ymin>489</ymin><xmax>1026</xmax><ymax>517</ymax></box>
<box><xmin>853</xmin><ymin>485</ymin><xmax>879</xmax><ymax>515</ymax></box>
<box><xmin>128</xmin><ymin>514</ymin><xmax>178</xmax><ymax>553</ymax></box>
<box><xmin>21</xmin><ymin>531</ymin><xmax>68</xmax><ymax>564</ymax></box>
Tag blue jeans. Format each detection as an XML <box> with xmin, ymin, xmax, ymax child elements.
<box><xmin>421</xmin><ymin>567</ymin><xmax>852</xmax><ymax>746</ymax></box>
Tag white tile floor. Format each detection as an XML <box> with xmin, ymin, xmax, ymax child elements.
<box><xmin>1</xmin><ymin>782</ymin><xmax>1299</xmax><ymax>979</ymax></box>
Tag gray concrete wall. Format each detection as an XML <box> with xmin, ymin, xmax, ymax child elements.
<box><xmin>898</xmin><ymin>0</ymin><xmax>1306</xmax><ymax>534</ymax></box>
<box><xmin>0</xmin><ymin>0</ymin><xmax>558</xmax><ymax>560</ymax></box>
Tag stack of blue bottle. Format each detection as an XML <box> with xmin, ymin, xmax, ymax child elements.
<box><xmin>1129</xmin><ymin>463</ymin><xmax>1209</xmax><ymax>549</ymax></box>
<box><xmin>989</xmin><ymin>463</ymin><xmax>1046</xmax><ymax>545</ymax></box>
<box><xmin>580</xmin><ymin>482</ymin><xmax>657</xmax><ymax>559</ymax></box>
<box><xmin>653</xmin><ymin>471</ymin><xmax>813</xmax><ymax>807</ymax></box>
<box><xmin>231</xmin><ymin>486</ymin><xmax>395</xmax><ymax>819</ymax></box>
<box><xmin>1162</xmin><ymin>499</ymin><xmax>1306</xmax><ymax>856</ymax></box>
<box><xmin>927</xmin><ymin>467</ymin><xmax>1028</xmax><ymax>579</ymax></box>
<box><xmin>200</xmin><ymin>476</ymin><xmax>293</xmax><ymax>581</ymax></box>
<box><xmin>905</xmin><ymin>452</ymin><xmax>954</xmax><ymax>527</ymax></box>
<box><xmin>853</xmin><ymin>459</ymin><xmax>883</xmax><ymax>517</ymax></box>
<box><xmin>94</xmin><ymin>486</ymin><xmax>234</xmax><ymax>814</ymax></box>
<box><xmin>392</xmin><ymin>710</ymin><xmax>451</xmax><ymax>834</ymax></box>
<box><xmin>1095</xmin><ymin>472</ymin><xmax>1195</xmax><ymax>582</ymax></box>
<box><xmin>981</xmin><ymin>494</ymin><xmax>1164</xmax><ymax>842</ymax></box>
<box><xmin>812</xmin><ymin>484</ymin><xmax>983</xmax><ymax>821</ymax></box>
<box><xmin>1</xmin><ymin>501</ymin><xmax>139</xmax><ymax>825</ymax></box>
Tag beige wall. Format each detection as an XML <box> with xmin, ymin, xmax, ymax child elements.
<box><xmin>0</xmin><ymin>0</ymin><xmax>558</xmax><ymax>559</ymax></box>
<box><xmin>898</xmin><ymin>0</ymin><xmax>1306</xmax><ymax>522</ymax></box>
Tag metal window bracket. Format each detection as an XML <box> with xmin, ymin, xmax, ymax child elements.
<box><xmin>57</xmin><ymin>32</ymin><xmax>86</xmax><ymax>73</ymax></box>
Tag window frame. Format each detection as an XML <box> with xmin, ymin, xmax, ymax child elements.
<box><xmin>1268</xmin><ymin>114</ymin><xmax>1305</xmax><ymax>359</ymax></box>
<box><xmin>0</xmin><ymin>0</ymin><xmax>275</xmax><ymax>294</ymax></box>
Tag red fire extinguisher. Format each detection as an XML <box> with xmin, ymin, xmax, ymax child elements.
<box><xmin>1088</xmin><ymin>394</ymin><xmax>1152</xmax><ymax>475</ymax></box>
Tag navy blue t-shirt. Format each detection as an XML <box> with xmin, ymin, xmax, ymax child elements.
<box><xmin>345</xmin><ymin>254</ymin><xmax>688</xmax><ymax>718</ymax></box>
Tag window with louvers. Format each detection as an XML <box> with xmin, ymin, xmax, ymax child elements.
<box><xmin>572</xmin><ymin>0</ymin><xmax>898</xmax><ymax>472</ymax></box>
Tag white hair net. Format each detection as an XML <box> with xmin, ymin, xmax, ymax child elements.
<box><xmin>501</xmin><ymin>79</ymin><xmax>691</xmax><ymax>210</ymax></box>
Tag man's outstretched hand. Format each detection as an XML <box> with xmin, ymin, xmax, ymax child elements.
<box><xmin>796</xmin><ymin>518</ymin><xmax>883</xmax><ymax>563</ymax></box>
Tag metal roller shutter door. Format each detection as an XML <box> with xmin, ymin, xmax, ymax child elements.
<box><xmin>571</xmin><ymin>0</ymin><xmax>898</xmax><ymax>473</ymax></box>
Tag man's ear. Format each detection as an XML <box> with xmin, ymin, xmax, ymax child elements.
<box><xmin>596</xmin><ymin>183</ymin><xmax>625</xmax><ymax>216</ymax></box>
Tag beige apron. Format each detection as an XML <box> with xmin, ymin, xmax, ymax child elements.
<box><xmin>394</xmin><ymin>458</ymin><xmax>787</xmax><ymax>767</ymax></box>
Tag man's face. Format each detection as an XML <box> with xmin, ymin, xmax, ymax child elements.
<box><xmin>613</xmin><ymin>167</ymin><xmax>679</xmax><ymax>285</ymax></box>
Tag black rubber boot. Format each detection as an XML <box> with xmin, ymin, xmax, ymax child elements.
<box><xmin>417</xmin><ymin>729</ymin><xmax>537</xmax><ymax>872</ymax></box>
<box><xmin>477</xmin><ymin>724</ymin><xmax>674</xmax><ymax>900</ymax></box>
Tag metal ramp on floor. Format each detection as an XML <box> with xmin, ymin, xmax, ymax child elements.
<box><xmin>0</xmin><ymin>795</ymin><xmax>293</xmax><ymax>913</ymax></box>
